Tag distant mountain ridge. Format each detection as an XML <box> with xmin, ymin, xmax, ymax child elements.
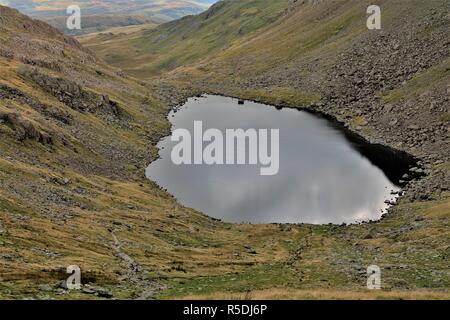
<box><xmin>1</xmin><ymin>0</ymin><xmax>217</xmax><ymax>34</ymax></box>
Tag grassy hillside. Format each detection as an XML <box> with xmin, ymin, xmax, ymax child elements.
<box><xmin>0</xmin><ymin>1</ymin><xmax>449</xmax><ymax>300</ymax></box>
<box><xmin>43</xmin><ymin>14</ymin><xmax>160</xmax><ymax>36</ymax></box>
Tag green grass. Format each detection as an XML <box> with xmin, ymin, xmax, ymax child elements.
<box><xmin>383</xmin><ymin>58</ymin><xmax>450</xmax><ymax>103</ymax></box>
<box><xmin>441</xmin><ymin>112</ymin><xmax>450</xmax><ymax>122</ymax></box>
<box><xmin>226</xmin><ymin>87</ymin><xmax>321</xmax><ymax>107</ymax></box>
<box><xmin>156</xmin><ymin>263</ymin><xmax>296</xmax><ymax>299</ymax></box>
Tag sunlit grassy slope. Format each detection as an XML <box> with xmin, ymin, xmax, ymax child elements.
<box><xmin>81</xmin><ymin>0</ymin><xmax>449</xmax><ymax>94</ymax></box>
<box><xmin>79</xmin><ymin>0</ymin><xmax>290</xmax><ymax>77</ymax></box>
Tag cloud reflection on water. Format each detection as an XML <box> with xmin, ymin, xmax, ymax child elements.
<box><xmin>147</xmin><ymin>95</ymin><xmax>400</xmax><ymax>224</ymax></box>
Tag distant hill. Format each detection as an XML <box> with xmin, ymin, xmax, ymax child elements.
<box><xmin>0</xmin><ymin>0</ymin><xmax>216</xmax><ymax>35</ymax></box>
<box><xmin>80</xmin><ymin>0</ymin><xmax>289</xmax><ymax>76</ymax></box>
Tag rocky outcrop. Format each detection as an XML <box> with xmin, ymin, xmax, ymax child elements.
<box><xmin>0</xmin><ymin>111</ymin><xmax>52</xmax><ymax>144</ymax></box>
<box><xmin>19</xmin><ymin>67</ymin><xmax>123</xmax><ymax>120</ymax></box>
<box><xmin>0</xmin><ymin>84</ymin><xmax>72</xmax><ymax>124</ymax></box>
<box><xmin>19</xmin><ymin>56</ymin><xmax>63</xmax><ymax>72</ymax></box>
<box><xmin>0</xmin><ymin>5</ymin><xmax>86</xmax><ymax>52</ymax></box>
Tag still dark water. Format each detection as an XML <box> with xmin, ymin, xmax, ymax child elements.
<box><xmin>146</xmin><ymin>95</ymin><xmax>414</xmax><ymax>224</ymax></box>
